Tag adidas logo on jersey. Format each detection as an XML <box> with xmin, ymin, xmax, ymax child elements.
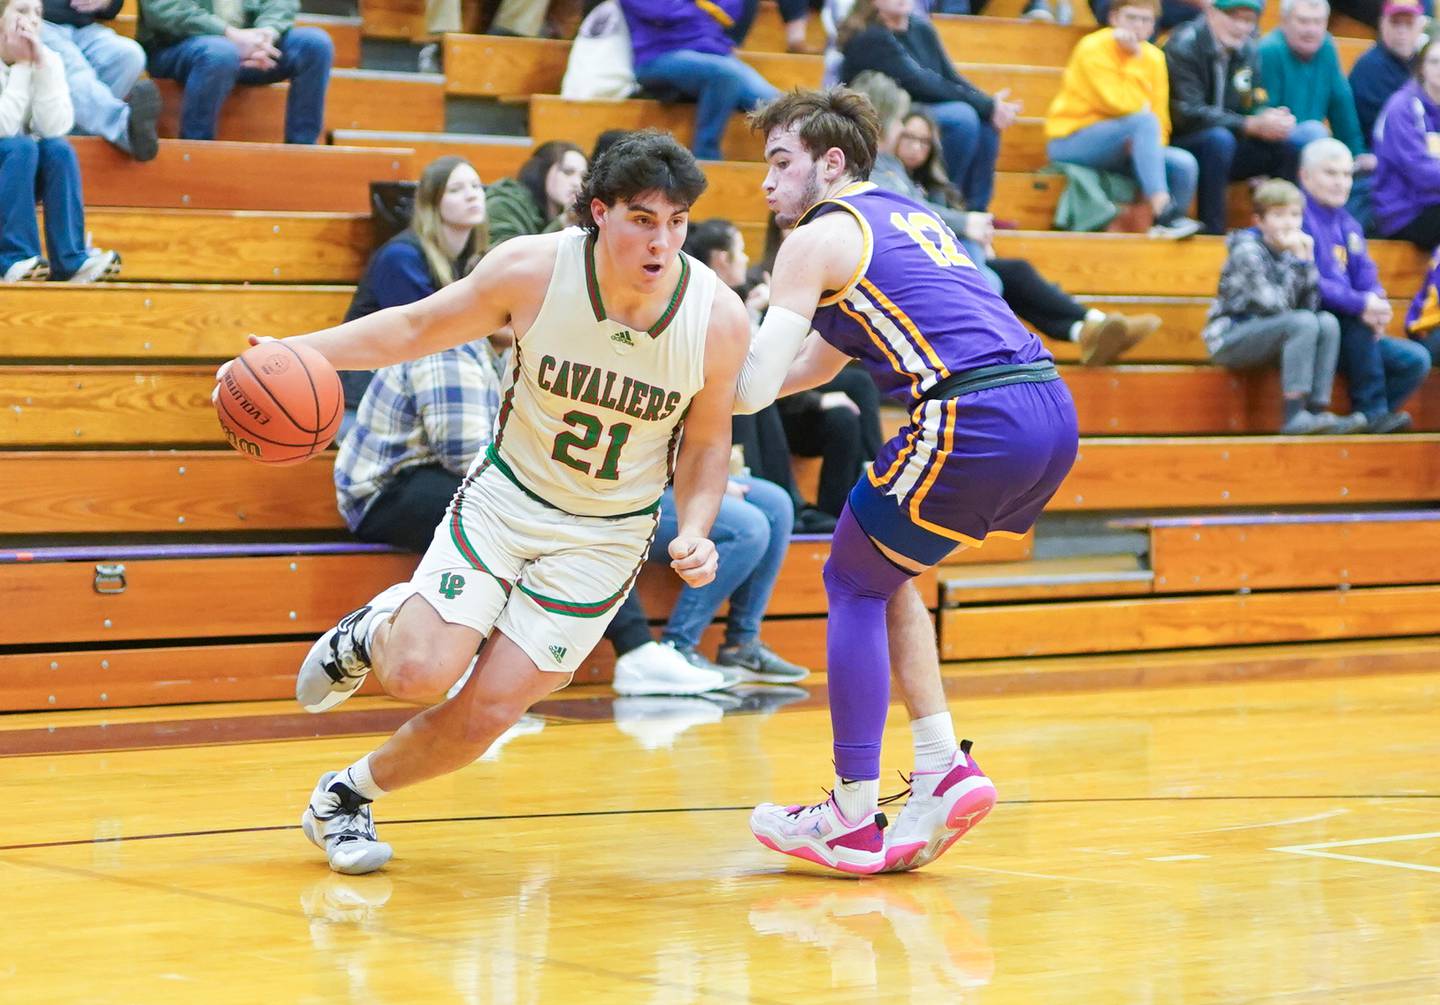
<box><xmin>549</xmin><ymin>644</ymin><xmax>568</xmax><ymax>662</ymax></box>
<box><xmin>610</xmin><ymin>330</ymin><xmax>636</xmax><ymax>347</ymax></box>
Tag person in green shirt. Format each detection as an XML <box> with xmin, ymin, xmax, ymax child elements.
<box><xmin>140</xmin><ymin>0</ymin><xmax>332</xmax><ymax>143</ymax></box>
<box><xmin>1257</xmin><ymin>0</ymin><xmax>1377</xmax><ymax>169</ymax></box>
<box><xmin>485</xmin><ymin>140</ymin><xmax>587</xmax><ymax>247</ymax></box>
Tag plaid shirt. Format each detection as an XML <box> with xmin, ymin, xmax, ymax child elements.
<box><xmin>334</xmin><ymin>340</ymin><xmax>510</xmax><ymax>531</ymax></box>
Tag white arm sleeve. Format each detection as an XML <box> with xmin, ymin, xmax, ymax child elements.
<box><xmin>733</xmin><ymin>306</ymin><xmax>811</xmax><ymax>415</ymax></box>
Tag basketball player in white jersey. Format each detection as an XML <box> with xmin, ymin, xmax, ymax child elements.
<box><xmin>218</xmin><ymin>132</ymin><xmax>749</xmax><ymax>875</ymax></box>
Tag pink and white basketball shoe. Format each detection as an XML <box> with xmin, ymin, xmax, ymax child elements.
<box><xmin>882</xmin><ymin>739</ymin><xmax>996</xmax><ymax>872</ymax></box>
<box><xmin>750</xmin><ymin>794</ymin><xmax>924</xmax><ymax>876</ymax></box>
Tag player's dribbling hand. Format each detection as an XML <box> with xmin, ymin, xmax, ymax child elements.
<box><xmin>212</xmin><ymin>334</ymin><xmax>277</xmax><ymax>406</ymax></box>
<box><xmin>669</xmin><ymin>535</ymin><xmax>718</xmax><ymax>588</ymax></box>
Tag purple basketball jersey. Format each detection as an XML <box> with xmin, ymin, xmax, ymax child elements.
<box><xmin>800</xmin><ymin>183</ymin><xmax>1050</xmax><ymax>406</ymax></box>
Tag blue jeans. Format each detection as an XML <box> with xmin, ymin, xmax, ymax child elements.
<box><xmin>1336</xmin><ymin>314</ymin><xmax>1431</xmax><ymax>417</ymax></box>
<box><xmin>1047</xmin><ymin>112</ymin><xmax>1198</xmax><ymax>212</ymax></box>
<box><xmin>40</xmin><ymin>22</ymin><xmax>145</xmax><ymax>149</ymax></box>
<box><xmin>918</xmin><ymin>100</ymin><xmax>1000</xmax><ymax>211</ymax></box>
<box><xmin>0</xmin><ymin>136</ymin><xmax>87</xmax><ymax>277</ymax></box>
<box><xmin>654</xmin><ymin>475</ymin><xmax>794</xmax><ymax>650</ymax></box>
<box><xmin>147</xmin><ymin>27</ymin><xmax>333</xmax><ymax>143</ymax></box>
<box><xmin>634</xmin><ymin>49</ymin><xmax>779</xmax><ymax>161</ymax></box>
<box><xmin>1172</xmin><ymin>125</ymin><xmax>1299</xmax><ymax>235</ymax></box>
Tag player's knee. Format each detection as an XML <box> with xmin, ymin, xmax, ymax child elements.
<box><xmin>381</xmin><ymin>651</ymin><xmax>457</xmax><ymax>703</ymax></box>
<box><xmin>458</xmin><ymin>699</ymin><xmax>526</xmax><ymax>747</ymax></box>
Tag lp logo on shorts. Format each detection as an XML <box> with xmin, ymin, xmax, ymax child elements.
<box><xmin>438</xmin><ymin>572</ymin><xmax>466</xmax><ymax>600</ymax></box>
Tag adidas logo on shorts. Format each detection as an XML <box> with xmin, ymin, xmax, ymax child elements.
<box><xmin>549</xmin><ymin>644</ymin><xmax>567</xmax><ymax>662</ymax></box>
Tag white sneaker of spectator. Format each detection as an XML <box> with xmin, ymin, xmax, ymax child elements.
<box><xmin>1149</xmin><ymin>204</ymin><xmax>1202</xmax><ymax>241</ymax></box>
<box><xmin>612</xmin><ymin>640</ymin><xmax>733</xmax><ymax>695</ymax></box>
<box><xmin>2</xmin><ymin>256</ymin><xmax>48</xmax><ymax>282</ymax></box>
<box><xmin>67</xmin><ymin>249</ymin><xmax>122</xmax><ymax>283</ymax></box>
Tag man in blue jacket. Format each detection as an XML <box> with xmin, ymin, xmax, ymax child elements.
<box><xmin>1350</xmin><ymin>0</ymin><xmax>1426</xmax><ymax>143</ymax></box>
<box><xmin>1300</xmin><ymin>137</ymin><xmax>1431</xmax><ymax>431</ymax></box>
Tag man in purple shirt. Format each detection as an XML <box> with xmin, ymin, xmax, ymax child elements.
<box><xmin>1300</xmin><ymin>137</ymin><xmax>1430</xmax><ymax>431</ymax></box>
<box><xmin>620</xmin><ymin>0</ymin><xmax>779</xmax><ymax>161</ymax></box>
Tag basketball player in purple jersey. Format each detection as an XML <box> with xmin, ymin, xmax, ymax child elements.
<box><xmin>740</xmin><ymin>88</ymin><xmax>1080</xmax><ymax>875</ymax></box>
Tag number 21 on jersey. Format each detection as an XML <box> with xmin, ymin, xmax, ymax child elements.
<box><xmin>890</xmin><ymin>211</ymin><xmax>976</xmax><ymax>269</ymax></box>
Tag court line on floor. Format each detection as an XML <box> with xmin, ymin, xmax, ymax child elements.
<box><xmin>0</xmin><ymin>856</ymin><xmax>787</xmax><ymax>1005</ymax></box>
<box><xmin>1272</xmin><ymin>830</ymin><xmax>1440</xmax><ymax>874</ymax></box>
<box><xmin>2</xmin><ymin>794</ymin><xmax>1435</xmax><ymax>853</ymax></box>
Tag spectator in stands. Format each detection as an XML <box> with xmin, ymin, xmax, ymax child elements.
<box><xmin>1301</xmin><ymin>137</ymin><xmax>1431</xmax><ymax>430</ymax></box>
<box><xmin>1</xmin><ymin>0</ymin><xmax>120</xmax><ymax>282</ymax></box>
<box><xmin>338</xmin><ymin>155</ymin><xmax>490</xmax><ymax>421</ymax></box>
<box><xmin>1166</xmin><ymin>0</ymin><xmax>1301</xmax><ymax>235</ymax></box>
<box><xmin>1088</xmin><ymin>0</ymin><xmax>1204</xmax><ymax>33</ymax></box>
<box><xmin>838</xmin><ymin>0</ymin><xmax>1022</xmax><ymax>211</ymax></box>
<box><xmin>1350</xmin><ymin>0</ymin><xmax>1426</xmax><ymax>145</ymax></box>
<box><xmin>878</xmin><ymin>94</ymin><xmax>1161</xmax><ymax>364</ymax></box>
<box><xmin>140</xmin><ymin>0</ymin><xmax>333</xmax><ymax>143</ymax></box>
<box><xmin>730</xmin><ymin>0</ymin><xmax>824</xmax><ymax>54</ymax></box>
<box><xmin>486</xmin><ymin>140</ymin><xmax>586</xmax><ymax>246</ymax></box>
<box><xmin>1045</xmin><ymin>0</ymin><xmax>1202</xmax><ymax>240</ymax></box>
<box><xmin>1203</xmin><ymin>179</ymin><xmax>1366</xmax><ymax>433</ymax></box>
<box><xmin>1258</xmin><ymin>0</ymin><xmax>1373</xmax><ymax>162</ymax></box>
<box><xmin>331</xmin><ymin>156</ymin><xmax>495</xmax><ymax>548</ymax></box>
<box><xmin>620</xmin><ymin>0</ymin><xmax>779</xmax><ymax>161</ymax></box>
<box><xmin>1372</xmin><ymin>37</ymin><xmax>1440</xmax><ymax>248</ymax></box>
<box><xmin>40</xmin><ymin>0</ymin><xmax>160</xmax><ymax>160</ymax></box>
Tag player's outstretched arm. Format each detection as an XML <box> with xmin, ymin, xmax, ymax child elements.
<box><xmin>279</xmin><ymin>236</ymin><xmax>553</xmax><ymax>371</ymax></box>
<box><xmin>669</xmin><ymin>286</ymin><xmax>750</xmax><ymax>588</ymax></box>
<box><xmin>733</xmin><ymin>212</ymin><xmax>862</xmax><ymax>414</ymax></box>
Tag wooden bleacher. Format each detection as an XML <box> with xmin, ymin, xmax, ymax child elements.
<box><xmin>4</xmin><ymin>1</ymin><xmax>1431</xmax><ymax>715</ymax></box>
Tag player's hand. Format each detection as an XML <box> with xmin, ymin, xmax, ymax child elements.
<box><xmin>212</xmin><ymin>335</ymin><xmax>275</xmax><ymax>405</ymax></box>
<box><xmin>669</xmin><ymin>534</ymin><xmax>718</xmax><ymax>588</ymax></box>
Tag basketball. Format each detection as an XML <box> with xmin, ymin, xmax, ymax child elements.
<box><xmin>215</xmin><ymin>340</ymin><xmax>343</xmax><ymax>465</ymax></box>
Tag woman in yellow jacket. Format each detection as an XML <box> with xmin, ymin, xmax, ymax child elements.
<box><xmin>1045</xmin><ymin>0</ymin><xmax>1201</xmax><ymax>238</ymax></box>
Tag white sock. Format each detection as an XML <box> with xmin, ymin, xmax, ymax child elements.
<box><xmin>834</xmin><ymin>777</ymin><xmax>879</xmax><ymax>824</ymax></box>
<box><xmin>911</xmin><ymin>711</ymin><xmax>959</xmax><ymax>774</ymax></box>
<box><xmin>341</xmin><ymin>754</ymin><xmax>387</xmax><ymax>801</ymax></box>
<box><xmin>1066</xmin><ymin>308</ymin><xmax>1107</xmax><ymax>342</ymax></box>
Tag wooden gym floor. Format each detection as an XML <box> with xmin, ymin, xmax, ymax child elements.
<box><xmin>1</xmin><ymin>640</ymin><xmax>1437</xmax><ymax>1003</ymax></box>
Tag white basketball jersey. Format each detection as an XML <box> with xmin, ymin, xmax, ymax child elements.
<box><xmin>486</xmin><ymin>228</ymin><xmax>717</xmax><ymax>518</ymax></box>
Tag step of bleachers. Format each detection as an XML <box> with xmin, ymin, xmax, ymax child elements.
<box><xmin>74</xmin><ymin>137</ymin><xmax>412</xmax><ymax>213</ymax></box>
<box><xmin>40</xmin><ymin>208</ymin><xmax>370</xmax><ymax>283</ymax></box>
<box><xmin>0</xmin><ymin>285</ymin><xmax>351</xmax><ymax>359</ymax></box>
<box><xmin>154</xmin><ymin>69</ymin><xmax>445</xmax><ymax>142</ymax></box>
<box><xmin>9</xmin><ymin>362</ymin><xmax>1438</xmax><ymax>446</ymax></box>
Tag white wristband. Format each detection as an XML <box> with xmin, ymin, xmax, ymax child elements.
<box><xmin>733</xmin><ymin>306</ymin><xmax>811</xmax><ymax>415</ymax></box>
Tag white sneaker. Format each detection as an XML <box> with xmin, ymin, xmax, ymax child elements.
<box><xmin>301</xmin><ymin>770</ymin><xmax>393</xmax><ymax>875</ymax></box>
<box><xmin>2</xmin><ymin>256</ymin><xmax>48</xmax><ymax>282</ymax></box>
<box><xmin>882</xmin><ymin>741</ymin><xmax>997</xmax><ymax>872</ymax></box>
<box><xmin>66</xmin><ymin>249</ymin><xmax>121</xmax><ymax>283</ymax></box>
<box><xmin>612</xmin><ymin>640</ymin><xmax>731</xmax><ymax>695</ymax></box>
<box><xmin>297</xmin><ymin>605</ymin><xmax>381</xmax><ymax>713</ymax></box>
<box><xmin>750</xmin><ymin>794</ymin><xmax>907</xmax><ymax>875</ymax></box>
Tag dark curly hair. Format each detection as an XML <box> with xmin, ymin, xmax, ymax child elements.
<box><xmin>572</xmin><ymin>130</ymin><xmax>708</xmax><ymax>233</ymax></box>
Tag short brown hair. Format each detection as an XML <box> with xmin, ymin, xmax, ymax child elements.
<box><xmin>747</xmin><ymin>87</ymin><xmax>880</xmax><ymax>182</ymax></box>
<box><xmin>1252</xmin><ymin>178</ymin><xmax>1303</xmax><ymax>216</ymax></box>
<box><xmin>1110</xmin><ymin>0</ymin><xmax>1161</xmax><ymax>15</ymax></box>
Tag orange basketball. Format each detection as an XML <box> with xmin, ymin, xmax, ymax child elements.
<box><xmin>215</xmin><ymin>340</ymin><xmax>343</xmax><ymax>465</ymax></box>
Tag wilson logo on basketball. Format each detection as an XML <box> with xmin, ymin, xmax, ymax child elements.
<box><xmin>219</xmin><ymin>419</ymin><xmax>263</xmax><ymax>457</ymax></box>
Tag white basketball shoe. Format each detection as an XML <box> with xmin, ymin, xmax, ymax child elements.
<box><xmin>297</xmin><ymin>605</ymin><xmax>382</xmax><ymax>713</ymax></box>
<box><xmin>300</xmin><ymin>770</ymin><xmax>393</xmax><ymax>875</ymax></box>
<box><xmin>882</xmin><ymin>740</ymin><xmax>997</xmax><ymax>872</ymax></box>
